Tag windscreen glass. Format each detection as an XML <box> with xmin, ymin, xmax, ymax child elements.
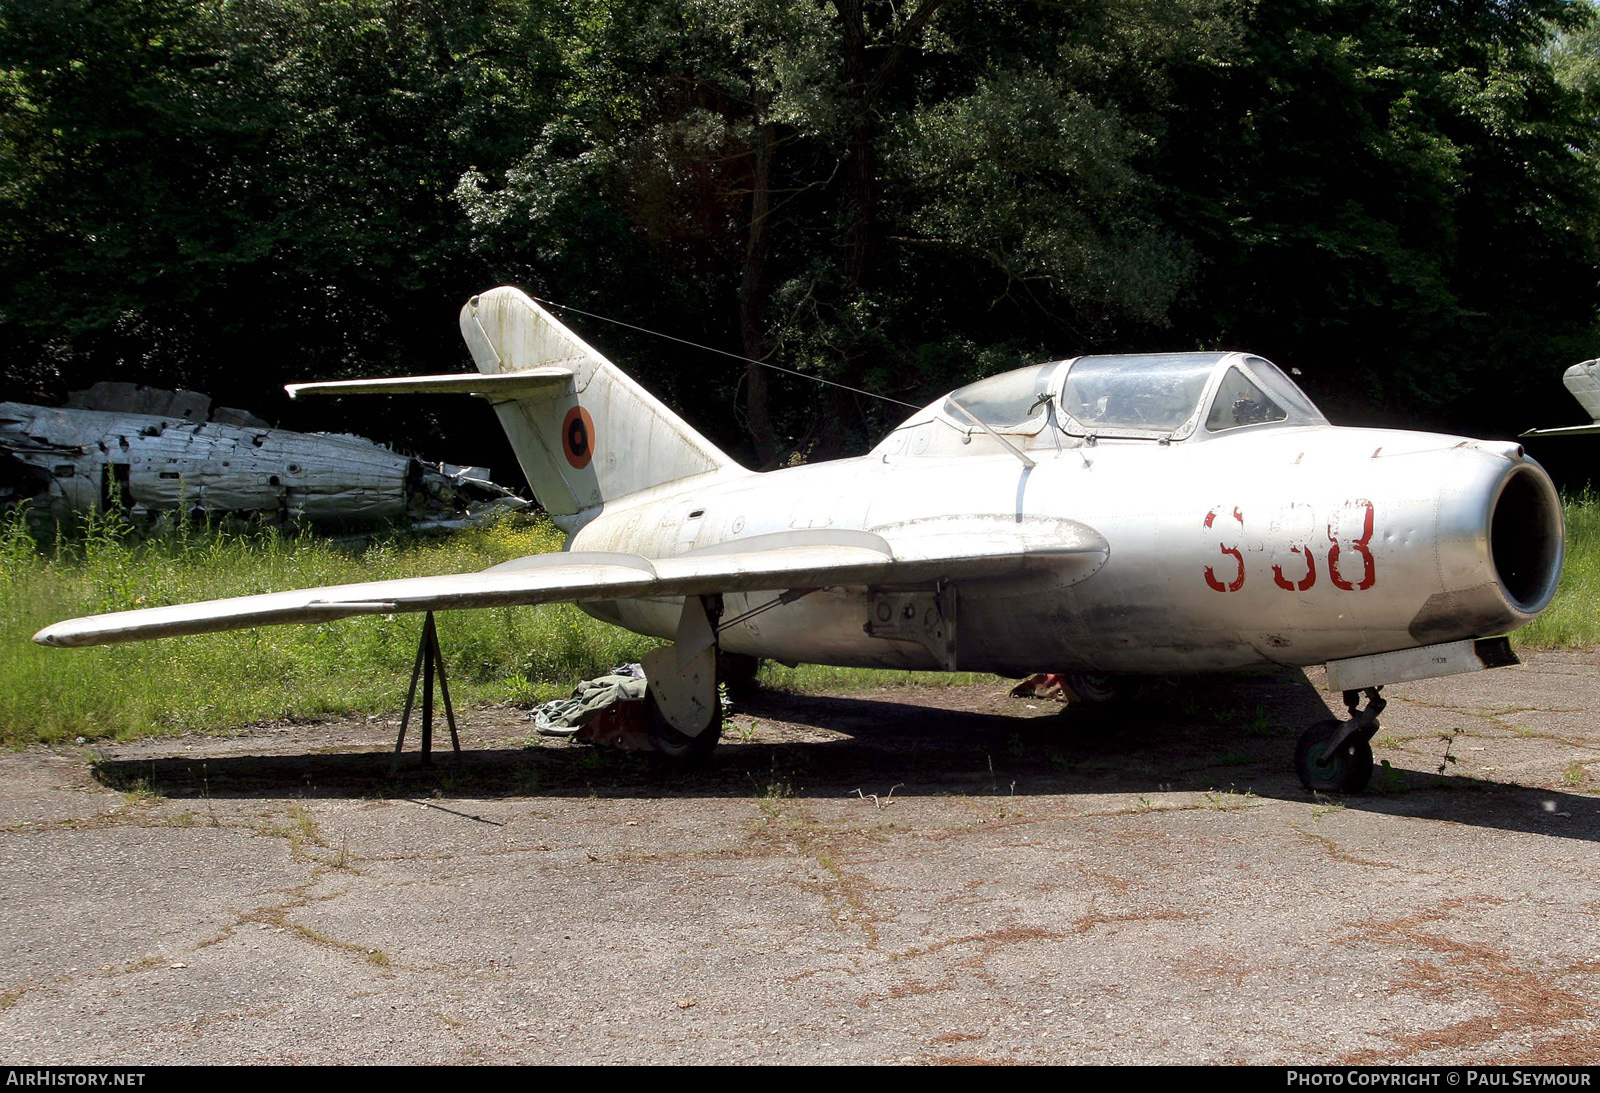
<box><xmin>1206</xmin><ymin>367</ymin><xmax>1287</xmax><ymax>431</ymax></box>
<box><xmin>1242</xmin><ymin>356</ymin><xmax>1327</xmax><ymax>424</ymax></box>
<box><xmin>943</xmin><ymin>361</ymin><xmax>1062</xmax><ymax>428</ymax></box>
<box><xmin>1061</xmin><ymin>354</ymin><xmax>1220</xmax><ymax>432</ymax></box>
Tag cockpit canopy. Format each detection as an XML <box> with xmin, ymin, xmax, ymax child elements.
<box><xmin>936</xmin><ymin>351</ymin><xmax>1325</xmax><ymax>443</ymax></box>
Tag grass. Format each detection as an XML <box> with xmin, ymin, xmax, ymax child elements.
<box><xmin>755</xmin><ymin>663</ymin><xmax>991</xmax><ymax>692</ymax></box>
<box><xmin>0</xmin><ymin>506</ymin><xmax>991</xmax><ymax>746</ymax></box>
<box><xmin>1516</xmin><ymin>490</ymin><xmax>1600</xmax><ymax>650</ymax></box>
<box><xmin>0</xmin><ymin>509</ymin><xmax>658</xmax><ymax>745</ymax></box>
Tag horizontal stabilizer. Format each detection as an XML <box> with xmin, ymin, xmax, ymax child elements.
<box><xmin>34</xmin><ymin>523</ymin><xmax>1107</xmax><ymax>648</ymax></box>
<box><xmin>286</xmin><ymin>369</ymin><xmax>573</xmax><ymax>400</ymax></box>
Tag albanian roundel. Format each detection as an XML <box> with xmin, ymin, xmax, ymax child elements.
<box><xmin>562</xmin><ymin>406</ymin><xmax>596</xmax><ymax>469</ymax></box>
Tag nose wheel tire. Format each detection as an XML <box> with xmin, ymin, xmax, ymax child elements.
<box><xmin>1295</xmin><ymin>718</ymin><xmax>1375</xmax><ymax>794</ymax></box>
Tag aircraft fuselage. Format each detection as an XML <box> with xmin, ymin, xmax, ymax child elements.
<box><xmin>569</xmin><ymin>424</ymin><xmax>1563</xmax><ymax>677</ymax></box>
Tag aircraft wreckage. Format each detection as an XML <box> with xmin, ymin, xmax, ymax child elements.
<box><xmin>1</xmin><ymin>382</ymin><xmax>528</xmax><ymax>527</ymax></box>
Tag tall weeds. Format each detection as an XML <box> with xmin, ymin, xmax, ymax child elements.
<box><xmin>1516</xmin><ymin>490</ymin><xmax>1600</xmax><ymax>650</ymax></box>
<box><xmin>0</xmin><ymin>513</ymin><xmax>655</xmax><ymax>745</ymax></box>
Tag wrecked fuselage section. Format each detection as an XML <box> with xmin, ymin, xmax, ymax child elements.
<box><xmin>0</xmin><ymin>384</ymin><xmax>529</xmax><ymax>526</ymax></box>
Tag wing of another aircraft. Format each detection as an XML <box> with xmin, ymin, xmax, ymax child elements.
<box><xmin>1521</xmin><ymin>359</ymin><xmax>1600</xmax><ymax>437</ymax></box>
<box><xmin>32</xmin><ymin>520</ymin><xmax>1107</xmax><ymax>649</ymax></box>
<box><xmin>1520</xmin><ymin>422</ymin><xmax>1600</xmax><ymax>438</ymax></box>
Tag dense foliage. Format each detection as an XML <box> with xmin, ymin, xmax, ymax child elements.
<box><xmin>4</xmin><ymin>0</ymin><xmax>1599</xmax><ymax>477</ymax></box>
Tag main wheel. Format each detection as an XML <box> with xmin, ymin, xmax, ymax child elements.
<box><xmin>646</xmin><ymin>689</ymin><xmax>723</xmax><ymax>762</ymax></box>
<box><xmin>1295</xmin><ymin>718</ymin><xmax>1374</xmax><ymax>793</ymax></box>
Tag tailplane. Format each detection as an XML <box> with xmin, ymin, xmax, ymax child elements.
<box><xmin>289</xmin><ymin>287</ymin><xmax>740</xmax><ymax>516</ymax></box>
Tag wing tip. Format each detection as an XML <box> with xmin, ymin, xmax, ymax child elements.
<box><xmin>32</xmin><ymin>624</ymin><xmax>76</xmax><ymax>648</ymax></box>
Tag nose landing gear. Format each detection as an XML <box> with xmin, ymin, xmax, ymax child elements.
<box><xmin>1295</xmin><ymin>687</ymin><xmax>1386</xmax><ymax>794</ymax></box>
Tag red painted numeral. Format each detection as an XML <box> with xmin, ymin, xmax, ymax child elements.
<box><xmin>1203</xmin><ymin>506</ymin><xmax>1246</xmax><ymax>592</ymax></box>
<box><xmin>1204</xmin><ymin>500</ymin><xmax>1378</xmax><ymax>593</ymax></box>
<box><xmin>1327</xmin><ymin>500</ymin><xmax>1377</xmax><ymax>591</ymax></box>
<box><xmin>1271</xmin><ymin>545</ymin><xmax>1317</xmax><ymax>591</ymax></box>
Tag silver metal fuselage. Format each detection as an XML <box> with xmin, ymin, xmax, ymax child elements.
<box><xmin>568</xmin><ymin>423</ymin><xmax>1564</xmax><ymax>677</ymax></box>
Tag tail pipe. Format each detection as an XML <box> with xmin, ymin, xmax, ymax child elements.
<box><xmin>1488</xmin><ymin>460</ymin><xmax>1564</xmax><ymax>618</ymax></box>
<box><xmin>1411</xmin><ymin>452</ymin><xmax>1564</xmax><ymax>645</ymax></box>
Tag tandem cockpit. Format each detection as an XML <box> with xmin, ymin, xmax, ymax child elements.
<box><xmin>873</xmin><ymin>351</ymin><xmax>1328</xmax><ymax>460</ymax></box>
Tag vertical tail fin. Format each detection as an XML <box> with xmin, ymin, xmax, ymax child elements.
<box><xmin>460</xmin><ymin>287</ymin><xmax>739</xmax><ymax>516</ymax></box>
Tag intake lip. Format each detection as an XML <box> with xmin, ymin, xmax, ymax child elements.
<box><xmin>1489</xmin><ymin>460</ymin><xmax>1564</xmax><ymax>617</ymax></box>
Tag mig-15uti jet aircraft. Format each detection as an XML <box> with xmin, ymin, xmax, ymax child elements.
<box><xmin>35</xmin><ymin>287</ymin><xmax>1566</xmax><ymax>793</ymax></box>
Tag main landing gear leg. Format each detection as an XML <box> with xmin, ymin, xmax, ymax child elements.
<box><xmin>1294</xmin><ymin>686</ymin><xmax>1386</xmax><ymax>794</ymax></box>
<box><xmin>640</xmin><ymin>595</ymin><xmax>724</xmax><ymax>761</ymax></box>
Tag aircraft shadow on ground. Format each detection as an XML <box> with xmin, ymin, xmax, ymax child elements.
<box><xmin>92</xmin><ymin>673</ymin><xmax>1600</xmax><ymax>844</ymax></box>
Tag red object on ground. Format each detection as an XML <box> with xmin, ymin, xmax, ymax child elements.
<box><xmin>1008</xmin><ymin>673</ymin><xmax>1077</xmax><ymax>703</ymax></box>
<box><xmin>575</xmin><ymin>699</ymin><xmax>652</xmax><ymax>750</ymax></box>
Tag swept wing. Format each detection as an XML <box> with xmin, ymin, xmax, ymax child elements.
<box><xmin>33</xmin><ymin>520</ymin><xmax>1106</xmax><ymax>649</ymax></box>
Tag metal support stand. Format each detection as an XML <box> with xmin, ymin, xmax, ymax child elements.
<box><xmin>393</xmin><ymin>611</ymin><xmax>460</xmax><ymax>767</ymax></box>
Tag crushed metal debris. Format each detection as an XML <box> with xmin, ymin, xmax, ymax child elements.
<box><xmin>2</xmin><ymin>383</ymin><xmax>530</xmax><ymax>526</ymax></box>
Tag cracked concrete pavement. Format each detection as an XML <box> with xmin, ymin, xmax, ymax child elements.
<box><xmin>2</xmin><ymin>650</ymin><xmax>1599</xmax><ymax>1064</ymax></box>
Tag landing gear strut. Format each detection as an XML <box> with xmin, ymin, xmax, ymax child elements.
<box><xmin>641</xmin><ymin>595</ymin><xmax>724</xmax><ymax>761</ymax></box>
<box><xmin>1295</xmin><ymin>686</ymin><xmax>1386</xmax><ymax>794</ymax></box>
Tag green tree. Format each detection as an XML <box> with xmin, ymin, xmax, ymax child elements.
<box><xmin>4</xmin><ymin>0</ymin><xmax>1596</xmax><ymax>479</ymax></box>
<box><xmin>1157</xmin><ymin>0</ymin><xmax>1600</xmax><ymax>432</ymax></box>
<box><xmin>0</xmin><ymin>0</ymin><xmax>288</xmax><ymax>393</ymax></box>
<box><xmin>459</xmin><ymin>0</ymin><xmax>1237</xmax><ymax>462</ymax></box>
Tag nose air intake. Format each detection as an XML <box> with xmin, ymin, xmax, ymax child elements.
<box><xmin>1490</xmin><ymin>463</ymin><xmax>1564</xmax><ymax>615</ymax></box>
